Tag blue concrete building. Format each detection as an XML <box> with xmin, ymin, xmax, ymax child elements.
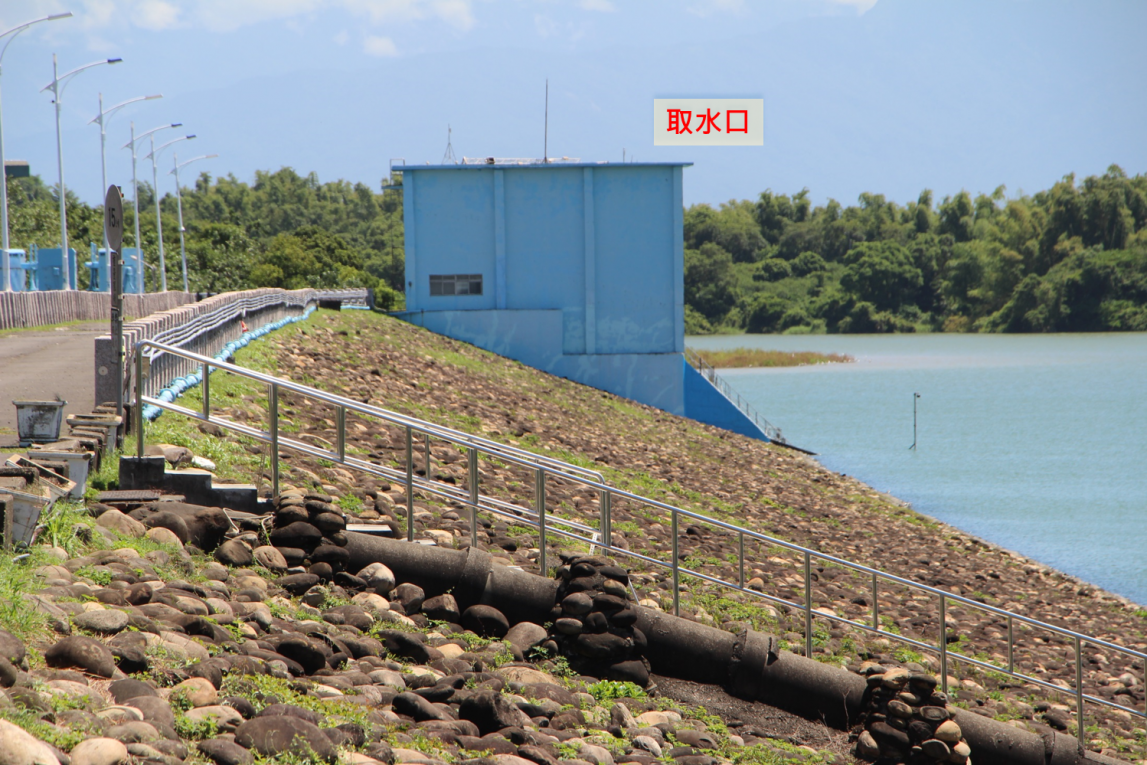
<box><xmin>394</xmin><ymin>160</ymin><xmax>771</xmax><ymax>442</ymax></box>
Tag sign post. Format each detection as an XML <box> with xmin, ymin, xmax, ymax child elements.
<box><xmin>104</xmin><ymin>185</ymin><xmax>125</xmax><ymax>426</ymax></box>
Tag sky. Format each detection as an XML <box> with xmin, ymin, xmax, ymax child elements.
<box><xmin>1</xmin><ymin>0</ymin><xmax>1145</xmax><ymax>212</ymax></box>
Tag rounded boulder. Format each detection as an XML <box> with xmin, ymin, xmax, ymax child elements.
<box><xmin>44</xmin><ymin>635</ymin><xmax>116</xmax><ymax>678</ymax></box>
<box><xmin>69</xmin><ymin>738</ymin><xmax>128</xmax><ymax>765</ymax></box>
<box><xmin>234</xmin><ymin>716</ymin><xmax>337</xmax><ymax>763</ymax></box>
<box><xmin>460</xmin><ymin>605</ymin><xmax>509</xmax><ymax>638</ymax></box>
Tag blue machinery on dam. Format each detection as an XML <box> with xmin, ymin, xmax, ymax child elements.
<box><xmin>392</xmin><ymin>159</ymin><xmax>790</xmax><ymax>446</ymax></box>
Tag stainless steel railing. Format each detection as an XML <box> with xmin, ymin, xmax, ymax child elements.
<box><xmin>139</xmin><ymin>288</ymin><xmax>368</xmax><ymax>399</ymax></box>
<box><xmin>684</xmin><ymin>348</ymin><xmax>790</xmax><ymax>445</ymax></box>
<box><xmin>134</xmin><ymin>340</ymin><xmax>1146</xmax><ymax>752</ymax></box>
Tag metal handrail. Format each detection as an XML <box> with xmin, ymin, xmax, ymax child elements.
<box><xmin>134</xmin><ymin>288</ymin><xmax>369</xmax><ymax>403</ymax></box>
<box><xmin>135</xmin><ymin>340</ymin><xmax>603</xmax><ymax>484</ymax></box>
<box><xmin>133</xmin><ymin>340</ymin><xmax>1147</xmax><ymax>753</ymax></box>
<box><xmin>684</xmin><ymin>348</ymin><xmax>789</xmax><ymax>444</ymax></box>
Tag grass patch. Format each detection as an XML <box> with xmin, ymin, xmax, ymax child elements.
<box><xmin>586</xmin><ymin>680</ymin><xmax>646</xmax><ymax>702</ymax></box>
<box><xmin>688</xmin><ymin>348</ymin><xmax>853</xmax><ymax>368</ymax></box>
<box><xmin>0</xmin><ymin>548</ymin><xmax>56</xmax><ymax>643</ymax></box>
<box><xmin>220</xmin><ymin>673</ymin><xmax>384</xmax><ymax>739</ymax></box>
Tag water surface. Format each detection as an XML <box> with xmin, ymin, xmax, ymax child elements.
<box><xmin>686</xmin><ymin>333</ymin><xmax>1147</xmax><ymax>605</ymax></box>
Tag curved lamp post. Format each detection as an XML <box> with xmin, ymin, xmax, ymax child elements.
<box><xmin>171</xmin><ymin>152</ymin><xmax>217</xmax><ymax>293</ymax></box>
<box><xmin>123</xmin><ymin>122</ymin><xmax>181</xmax><ymax>293</ymax></box>
<box><xmin>89</xmin><ymin>93</ymin><xmax>161</xmax><ymax>291</ymax></box>
<box><xmin>0</xmin><ymin>11</ymin><xmax>73</xmax><ymax>291</ymax></box>
<box><xmin>144</xmin><ymin>134</ymin><xmax>194</xmax><ymax>291</ymax></box>
<box><xmin>41</xmin><ymin>55</ymin><xmax>122</xmax><ymax>290</ymax></box>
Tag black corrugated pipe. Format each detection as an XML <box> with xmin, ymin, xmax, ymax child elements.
<box><xmin>342</xmin><ymin>532</ymin><xmax>1122</xmax><ymax>765</ymax></box>
<box><xmin>341</xmin><ymin>534</ymin><xmax>558</xmax><ymax>626</ymax></box>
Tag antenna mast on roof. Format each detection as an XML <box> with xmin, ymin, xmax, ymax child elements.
<box><xmin>442</xmin><ymin>125</ymin><xmax>457</xmax><ymax>164</ymax></box>
<box><xmin>544</xmin><ymin>79</ymin><xmax>548</xmax><ymax>164</ymax></box>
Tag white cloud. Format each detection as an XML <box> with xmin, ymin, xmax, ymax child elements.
<box><xmin>135</xmin><ymin>0</ymin><xmax>181</xmax><ymax>30</ymax></box>
<box><xmin>333</xmin><ymin>29</ymin><xmax>349</xmax><ymax>45</ymax></box>
<box><xmin>687</xmin><ymin>0</ymin><xmax>745</xmax><ymax>17</ymax></box>
<box><xmin>432</xmin><ymin>0</ymin><xmax>474</xmax><ymax>30</ymax></box>
<box><xmin>81</xmin><ymin>0</ymin><xmax>118</xmax><ymax>29</ymax></box>
<box><xmin>533</xmin><ymin>14</ymin><xmax>557</xmax><ymax>38</ymax></box>
<box><xmin>827</xmin><ymin>0</ymin><xmax>878</xmax><ymax>13</ymax></box>
<box><xmin>578</xmin><ymin>0</ymin><xmax>615</xmax><ymax>11</ymax></box>
<box><xmin>363</xmin><ymin>34</ymin><xmax>398</xmax><ymax>56</ymax></box>
<box><xmin>13</xmin><ymin>0</ymin><xmax>477</xmax><ymax>38</ymax></box>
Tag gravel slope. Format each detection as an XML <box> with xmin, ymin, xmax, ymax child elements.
<box><xmin>201</xmin><ymin>310</ymin><xmax>1145</xmax><ymax>761</ymax></box>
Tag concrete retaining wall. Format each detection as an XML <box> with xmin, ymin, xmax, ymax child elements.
<box><xmin>0</xmin><ymin>290</ymin><xmax>192</xmax><ymax>331</ymax></box>
<box><xmin>682</xmin><ymin>359</ymin><xmax>769</xmax><ymax>440</ymax></box>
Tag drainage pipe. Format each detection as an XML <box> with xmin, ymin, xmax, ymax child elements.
<box><xmin>340</xmin><ymin>531</ymin><xmax>1122</xmax><ymax>765</ymax></box>
<box><xmin>341</xmin><ymin>534</ymin><xmax>558</xmax><ymax>626</ymax></box>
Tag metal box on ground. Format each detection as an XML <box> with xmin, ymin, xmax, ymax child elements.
<box><xmin>13</xmin><ymin>400</ymin><xmax>67</xmax><ymax>445</ymax></box>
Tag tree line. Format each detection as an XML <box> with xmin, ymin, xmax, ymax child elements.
<box><xmin>5</xmin><ymin>168</ymin><xmax>405</xmax><ymax>308</ymax></box>
<box><xmin>684</xmin><ymin>165</ymin><xmax>1147</xmax><ymax>333</ymax></box>
<box><xmin>8</xmin><ymin>164</ymin><xmax>1146</xmax><ymax>333</ymax></box>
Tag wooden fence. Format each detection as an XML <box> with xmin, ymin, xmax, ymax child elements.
<box><xmin>0</xmin><ymin>291</ymin><xmax>193</xmax><ymax>331</ymax></box>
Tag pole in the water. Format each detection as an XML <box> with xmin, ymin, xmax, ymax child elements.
<box><xmin>909</xmin><ymin>392</ymin><xmax>921</xmax><ymax>450</ymax></box>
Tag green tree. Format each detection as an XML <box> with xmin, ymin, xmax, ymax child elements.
<box><xmin>684</xmin><ymin>243</ymin><xmax>740</xmax><ymax>322</ymax></box>
<box><xmin>840</xmin><ymin>241</ymin><xmax>922</xmax><ymax>312</ymax></box>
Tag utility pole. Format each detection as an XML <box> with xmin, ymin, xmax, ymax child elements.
<box><xmin>104</xmin><ymin>185</ymin><xmax>124</xmax><ymax>421</ymax></box>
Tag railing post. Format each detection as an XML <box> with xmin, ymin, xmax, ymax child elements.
<box><xmin>405</xmin><ymin>426</ymin><xmax>414</xmax><ymax>542</ymax></box>
<box><xmin>804</xmin><ymin>551</ymin><xmax>813</xmax><ymax>658</ymax></box>
<box><xmin>336</xmin><ymin>406</ymin><xmax>346</xmax><ymax>463</ymax></box>
<box><xmin>1075</xmin><ymin>637</ymin><xmax>1084</xmax><ymax>752</ymax></box>
<box><xmin>600</xmin><ymin>488</ymin><xmax>611</xmax><ymax>550</ymax></box>
<box><xmin>671</xmin><ymin>509</ymin><xmax>680</xmax><ymax>617</ymax></box>
<box><xmin>135</xmin><ymin>349</ymin><xmax>145</xmax><ymax>458</ymax></box>
<box><xmin>939</xmin><ymin>594</ymin><xmax>948</xmax><ymax>695</ymax></box>
<box><xmin>737</xmin><ymin>531</ymin><xmax>745</xmax><ymax>589</ymax></box>
<box><xmin>201</xmin><ymin>362</ymin><xmax>210</xmax><ymax>420</ymax></box>
<box><xmin>872</xmin><ymin>572</ymin><xmax>880</xmax><ymax>632</ymax></box>
<box><xmin>468</xmin><ymin>448</ymin><xmax>478</xmax><ymax>548</ymax></box>
<box><xmin>1007</xmin><ymin>616</ymin><xmax>1014</xmax><ymax>674</ymax></box>
<box><xmin>424</xmin><ymin>433</ymin><xmax>431</xmax><ymax>479</ymax></box>
<box><xmin>269</xmin><ymin>383</ymin><xmax>279</xmax><ymax>497</ymax></box>
<box><xmin>536</xmin><ymin>468</ymin><xmax>547</xmax><ymax>575</ymax></box>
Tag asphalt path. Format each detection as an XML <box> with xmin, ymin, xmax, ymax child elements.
<box><xmin>0</xmin><ymin>322</ymin><xmax>105</xmax><ymax>449</ymax></box>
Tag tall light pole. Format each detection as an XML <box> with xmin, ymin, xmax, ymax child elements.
<box><xmin>89</xmin><ymin>93</ymin><xmax>160</xmax><ymax>286</ymax></box>
<box><xmin>0</xmin><ymin>12</ymin><xmax>73</xmax><ymax>291</ymax></box>
<box><xmin>41</xmin><ymin>55</ymin><xmax>122</xmax><ymax>290</ymax></box>
<box><xmin>171</xmin><ymin>152</ymin><xmax>217</xmax><ymax>293</ymax></box>
<box><xmin>146</xmin><ymin>133</ymin><xmax>194</xmax><ymax>291</ymax></box>
<box><xmin>123</xmin><ymin>122</ymin><xmax>181</xmax><ymax>294</ymax></box>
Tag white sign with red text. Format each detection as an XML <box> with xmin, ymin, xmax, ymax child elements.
<box><xmin>653</xmin><ymin>98</ymin><xmax>764</xmax><ymax>146</ymax></box>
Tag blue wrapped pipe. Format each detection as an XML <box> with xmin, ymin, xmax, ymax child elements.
<box><xmin>143</xmin><ymin>305</ymin><xmax>318</xmax><ymax>421</ymax></box>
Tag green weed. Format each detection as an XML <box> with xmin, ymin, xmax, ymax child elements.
<box><xmin>586</xmin><ymin>680</ymin><xmax>646</xmax><ymax>702</ymax></box>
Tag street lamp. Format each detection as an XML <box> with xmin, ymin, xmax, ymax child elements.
<box><xmin>89</xmin><ymin>93</ymin><xmax>160</xmax><ymax>289</ymax></box>
<box><xmin>41</xmin><ymin>54</ymin><xmax>122</xmax><ymax>290</ymax></box>
<box><xmin>171</xmin><ymin>152</ymin><xmax>217</xmax><ymax>292</ymax></box>
<box><xmin>123</xmin><ymin>122</ymin><xmax>181</xmax><ymax>294</ymax></box>
<box><xmin>0</xmin><ymin>11</ymin><xmax>73</xmax><ymax>291</ymax></box>
<box><xmin>145</xmin><ymin>133</ymin><xmax>194</xmax><ymax>291</ymax></box>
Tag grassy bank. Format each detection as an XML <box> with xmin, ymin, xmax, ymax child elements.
<box><xmin>690</xmin><ymin>348</ymin><xmax>854</xmax><ymax>368</ymax></box>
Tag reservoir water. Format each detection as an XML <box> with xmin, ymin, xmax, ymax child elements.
<box><xmin>685</xmin><ymin>333</ymin><xmax>1147</xmax><ymax>605</ymax></box>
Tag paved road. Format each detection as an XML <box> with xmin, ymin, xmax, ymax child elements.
<box><xmin>0</xmin><ymin>322</ymin><xmax>105</xmax><ymax>449</ymax></box>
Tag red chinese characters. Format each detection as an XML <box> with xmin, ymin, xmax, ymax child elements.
<box><xmin>655</xmin><ymin>99</ymin><xmax>762</xmax><ymax>145</ymax></box>
<box><xmin>726</xmin><ymin>109</ymin><xmax>748</xmax><ymax>133</ymax></box>
<box><xmin>667</xmin><ymin>109</ymin><xmax>693</xmax><ymax>134</ymax></box>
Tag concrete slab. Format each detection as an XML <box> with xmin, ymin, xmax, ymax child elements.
<box><xmin>0</xmin><ymin>322</ymin><xmax>105</xmax><ymax>449</ymax></box>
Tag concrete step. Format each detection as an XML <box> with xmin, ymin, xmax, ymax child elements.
<box><xmin>119</xmin><ymin>455</ymin><xmax>268</xmax><ymax>513</ymax></box>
